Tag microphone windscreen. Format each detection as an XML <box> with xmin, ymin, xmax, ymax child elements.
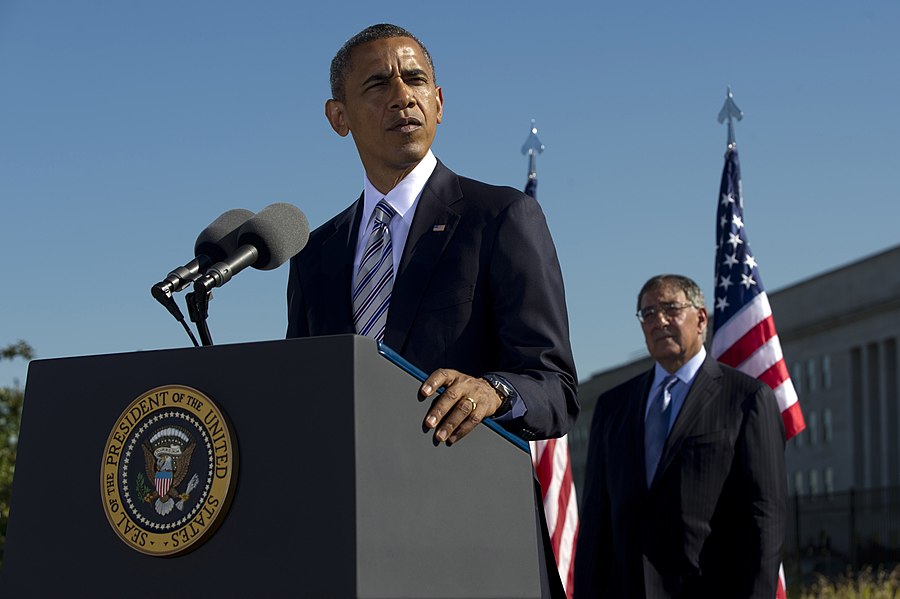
<box><xmin>237</xmin><ymin>203</ymin><xmax>310</xmax><ymax>270</ymax></box>
<box><xmin>194</xmin><ymin>208</ymin><xmax>255</xmax><ymax>262</ymax></box>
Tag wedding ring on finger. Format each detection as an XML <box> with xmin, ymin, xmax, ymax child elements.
<box><xmin>465</xmin><ymin>397</ymin><xmax>477</xmax><ymax>413</ymax></box>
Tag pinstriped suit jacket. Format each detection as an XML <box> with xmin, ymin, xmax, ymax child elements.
<box><xmin>574</xmin><ymin>356</ymin><xmax>786</xmax><ymax>599</ymax></box>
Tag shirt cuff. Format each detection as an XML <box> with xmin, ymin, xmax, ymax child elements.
<box><xmin>486</xmin><ymin>373</ymin><xmax>527</xmax><ymax>422</ymax></box>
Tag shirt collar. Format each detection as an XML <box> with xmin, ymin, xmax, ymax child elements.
<box><xmin>362</xmin><ymin>150</ymin><xmax>437</xmax><ymax>227</ymax></box>
<box><xmin>652</xmin><ymin>346</ymin><xmax>707</xmax><ymax>390</ymax></box>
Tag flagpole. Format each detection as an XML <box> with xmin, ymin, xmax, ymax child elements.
<box><xmin>717</xmin><ymin>86</ymin><xmax>743</xmax><ymax>151</ymax></box>
<box><xmin>711</xmin><ymin>88</ymin><xmax>804</xmax><ymax>599</ymax></box>
<box><xmin>520</xmin><ymin>120</ymin><xmax>579</xmax><ymax>598</ymax></box>
<box><xmin>522</xmin><ymin>119</ymin><xmax>544</xmax><ymax>198</ymax></box>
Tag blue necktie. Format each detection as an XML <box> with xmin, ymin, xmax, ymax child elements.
<box><xmin>645</xmin><ymin>375</ymin><xmax>678</xmax><ymax>486</ymax></box>
<box><xmin>352</xmin><ymin>200</ymin><xmax>396</xmax><ymax>342</ymax></box>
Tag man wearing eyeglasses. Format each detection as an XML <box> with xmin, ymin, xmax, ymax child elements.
<box><xmin>574</xmin><ymin>274</ymin><xmax>786</xmax><ymax>598</ymax></box>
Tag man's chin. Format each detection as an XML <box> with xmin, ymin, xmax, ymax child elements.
<box><xmin>649</xmin><ymin>341</ymin><xmax>682</xmax><ymax>362</ymax></box>
<box><xmin>388</xmin><ymin>145</ymin><xmax>429</xmax><ymax>169</ymax></box>
<box><xmin>394</xmin><ymin>136</ymin><xmax>429</xmax><ymax>155</ymax></box>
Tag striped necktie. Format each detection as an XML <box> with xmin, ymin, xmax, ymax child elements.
<box><xmin>645</xmin><ymin>374</ymin><xmax>678</xmax><ymax>486</ymax></box>
<box><xmin>352</xmin><ymin>200</ymin><xmax>397</xmax><ymax>342</ymax></box>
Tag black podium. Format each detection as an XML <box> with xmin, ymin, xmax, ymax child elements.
<box><xmin>0</xmin><ymin>335</ymin><xmax>542</xmax><ymax>598</ymax></box>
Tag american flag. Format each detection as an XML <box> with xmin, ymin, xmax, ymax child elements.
<box><xmin>710</xmin><ymin>146</ymin><xmax>805</xmax><ymax>599</ymax></box>
<box><xmin>531</xmin><ymin>437</ymin><xmax>579</xmax><ymax>596</ymax></box>
<box><xmin>523</xmin><ymin>172</ymin><xmax>579</xmax><ymax>598</ymax></box>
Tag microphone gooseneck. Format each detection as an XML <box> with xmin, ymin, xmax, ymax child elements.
<box><xmin>152</xmin><ymin>208</ymin><xmax>255</xmax><ymax>297</ymax></box>
<box><xmin>189</xmin><ymin>203</ymin><xmax>310</xmax><ymax>347</ymax></box>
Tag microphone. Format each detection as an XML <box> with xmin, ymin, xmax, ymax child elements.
<box><xmin>195</xmin><ymin>202</ymin><xmax>310</xmax><ymax>291</ymax></box>
<box><xmin>152</xmin><ymin>208</ymin><xmax>255</xmax><ymax>298</ymax></box>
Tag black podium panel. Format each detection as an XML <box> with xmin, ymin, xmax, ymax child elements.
<box><xmin>0</xmin><ymin>335</ymin><xmax>540</xmax><ymax>598</ymax></box>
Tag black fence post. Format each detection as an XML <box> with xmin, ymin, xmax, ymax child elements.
<box><xmin>849</xmin><ymin>487</ymin><xmax>856</xmax><ymax>571</ymax></box>
<box><xmin>794</xmin><ymin>492</ymin><xmax>802</xmax><ymax>568</ymax></box>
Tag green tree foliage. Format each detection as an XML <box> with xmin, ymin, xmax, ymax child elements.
<box><xmin>0</xmin><ymin>341</ymin><xmax>33</xmax><ymax>565</ymax></box>
<box><xmin>0</xmin><ymin>341</ymin><xmax>33</xmax><ymax>361</ymax></box>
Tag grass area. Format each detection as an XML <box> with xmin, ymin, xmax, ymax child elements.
<box><xmin>796</xmin><ymin>566</ymin><xmax>900</xmax><ymax>598</ymax></box>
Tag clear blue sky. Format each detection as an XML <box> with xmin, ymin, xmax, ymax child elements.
<box><xmin>2</xmin><ymin>1</ymin><xmax>898</xmax><ymax>389</ymax></box>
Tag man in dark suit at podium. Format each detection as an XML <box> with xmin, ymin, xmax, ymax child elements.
<box><xmin>286</xmin><ymin>24</ymin><xmax>577</xmax><ymax>598</ymax></box>
<box><xmin>573</xmin><ymin>274</ymin><xmax>786</xmax><ymax>598</ymax></box>
<box><xmin>286</xmin><ymin>23</ymin><xmax>577</xmax><ymax>448</ymax></box>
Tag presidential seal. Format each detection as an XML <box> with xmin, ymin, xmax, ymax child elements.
<box><xmin>101</xmin><ymin>385</ymin><xmax>238</xmax><ymax>556</ymax></box>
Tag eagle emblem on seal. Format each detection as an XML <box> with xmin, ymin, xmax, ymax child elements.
<box><xmin>140</xmin><ymin>426</ymin><xmax>200</xmax><ymax>515</ymax></box>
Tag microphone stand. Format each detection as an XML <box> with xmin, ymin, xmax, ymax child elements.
<box><xmin>186</xmin><ymin>287</ymin><xmax>214</xmax><ymax>347</ymax></box>
<box><xmin>186</xmin><ymin>245</ymin><xmax>259</xmax><ymax>347</ymax></box>
<box><xmin>178</xmin><ymin>314</ymin><xmax>201</xmax><ymax>347</ymax></box>
<box><xmin>151</xmin><ymin>284</ymin><xmax>200</xmax><ymax>347</ymax></box>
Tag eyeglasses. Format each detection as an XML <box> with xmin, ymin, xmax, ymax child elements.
<box><xmin>636</xmin><ymin>302</ymin><xmax>695</xmax><ymax>324</ymax></box>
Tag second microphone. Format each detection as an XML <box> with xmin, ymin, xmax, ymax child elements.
<box><xmin>195</xmin><ymin>203</ymin><xmax>310</xmax><ymax>291</ymax></box>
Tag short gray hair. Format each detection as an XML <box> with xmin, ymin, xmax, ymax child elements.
<box><xmin>636</xmin><ymin>274</ymin><xmax>706</xmax><ymax>312</ymax></box>
<box><xmin>329</xmin><ymin>24</ymin><xmax>436</xmax><ymax>102</ymax></box>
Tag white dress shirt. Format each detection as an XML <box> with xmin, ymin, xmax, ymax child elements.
<box><xmin>351</xmin><ymin>151</ymin><xmax>438</xmax><ymax>288</ymax></box>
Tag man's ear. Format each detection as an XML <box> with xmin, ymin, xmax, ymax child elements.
<box><xmin>435</xmin><ymin>86</ymin><xmax>444</xmax><ymax>125</ymax></box>
<box><xmin>697</xmin><ymin>306</ymin><xmax>709</xmax><ymax>334</ymax></box>
<box><xmin>325</xmin><ymin>99</ymin><xmax>350</xmax><ymax>137</ymax></box>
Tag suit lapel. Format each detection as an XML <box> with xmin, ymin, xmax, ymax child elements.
<box><xmin>319</xmin><ymin>197</ymin><xmax>363</xmax><ymax>332</ymax></box>
<box><xmin>384</xmin><ymin>162</ymin><xmax>462</xmax><ymax>351</ymax></box>
<box><xmin>632</xmin><ymin>371</ymin><xmax>655</xmax><ymax>490</ymax></box>
<box><xmin>654</xmin><ymin>357</ymin><xmax>723</xmax><ymax>480</ymax></box>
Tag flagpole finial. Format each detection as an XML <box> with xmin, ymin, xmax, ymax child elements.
<box><xmin>521</xmin><ymin>119</ymin><xmax>544</xmax><ymax>180</ymax></box>
<box><xmin>717</xmin><ymin>86</ymin><xmax>743</xmax><ymax>150</ymax></box>
<box><xmin>521</xmin><ymin>119</ymin><xmax>544</xmax><ymax>157</ymax></box>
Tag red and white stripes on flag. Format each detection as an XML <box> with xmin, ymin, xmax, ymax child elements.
<box><xmin>531</xmin><ymin>436</ymin><xmax>579</xmax><ymax>598</ymax></box>
<box><xmin>710</xmin><ymin>291</ymin><xmax>805</xmax><ymax>438</ymax></box>
<box><xmin>776</xmin><ymin>564</ymin><xmax>788</xmax><ymax>599</ymax></box>
<box><xmin>711</xmin><ymin>146</ymin><xmax>805</xmax><ymax>599</ymax></box>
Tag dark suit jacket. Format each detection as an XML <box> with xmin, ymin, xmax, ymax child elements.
<box><xmin>574</xmin><ymin>356</ymin><xmax>786</xmax><ymax>599</ymax></box>
<box><xmin>286</xmin><ymin>160</ymin><xmax>578</xmax><ymax>441</ymax></box>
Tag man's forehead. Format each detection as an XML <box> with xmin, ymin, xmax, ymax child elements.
<box><xmin>640</xmin><ymin>284</ymin><xmax>685</xmax><ymax>305</ymax></box>
<box><xmin>349</xmin><ymin>37</ymin><xmax>430</xmax><ymax>74</ymax></box>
